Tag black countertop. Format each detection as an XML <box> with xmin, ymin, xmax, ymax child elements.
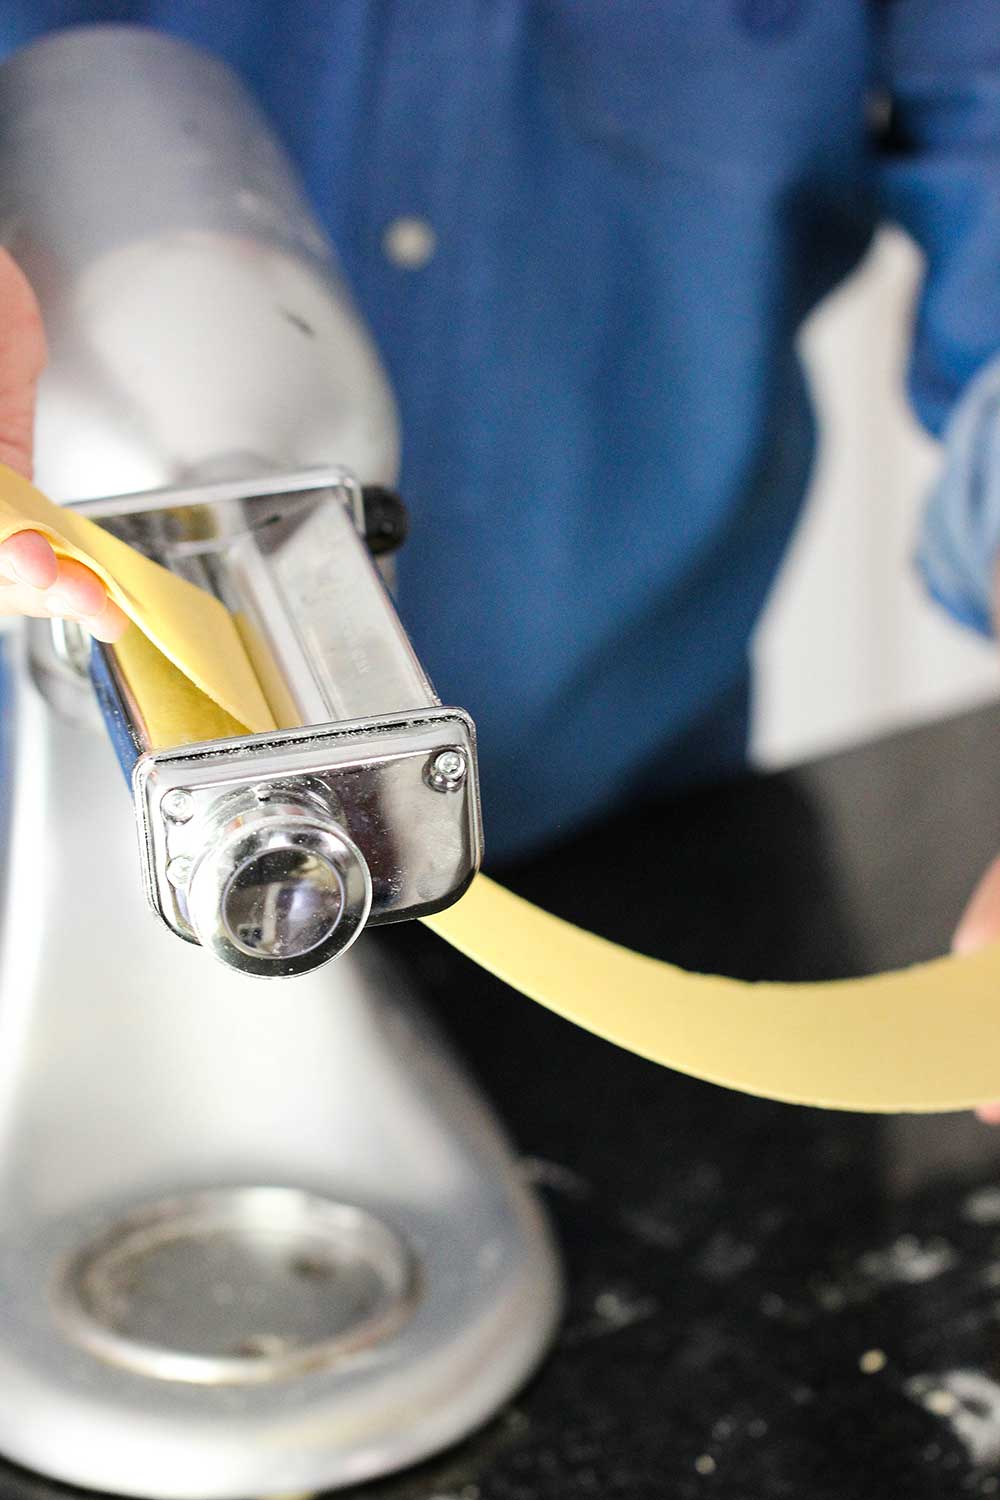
<box><xmin>9</xmin><ymin>703</ymin><xmax>1000</xmax><ymax>1500</ymax></box>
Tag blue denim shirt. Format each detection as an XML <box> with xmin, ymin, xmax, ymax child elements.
<box><xmin>4</xmin><ymin>2</ymin><xmax>1000</xmax><ymax>860</ymax></box>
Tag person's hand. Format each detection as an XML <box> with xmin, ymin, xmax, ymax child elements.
<box><xmin>0</xmin><ymin>249</ymin><xmax>127</xmax><ymax>643</ymax></box>
<box><xmin>952</xmin><ymin>555</ymin><xmax>1000</xmax><ymax>1122</ymax></box>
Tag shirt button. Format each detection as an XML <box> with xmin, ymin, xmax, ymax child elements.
<box><xmin>383</xmin><ymin>216</ymin><xmax>437</xmax><ymax>270</ymax></box>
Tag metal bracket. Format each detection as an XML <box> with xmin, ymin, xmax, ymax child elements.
<box><xmin>134</xmin><ymin>708</ymin><xmax>482</xmax><ymax>972</ymax></box>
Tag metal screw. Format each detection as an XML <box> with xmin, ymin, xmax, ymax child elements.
<box><xmin>160</xmin><ymin>788</ymin><xmax>194</xmax><ymax>824</ymax></box>
<box><xmin>427</xmin><ymin>748</ymin><xmax>467</xmax><ymax>792</ymax></box>
<box><xmin>166</xmin><ymin>856</ymin><xmax>193</xmax><ymax>888</ymax></box>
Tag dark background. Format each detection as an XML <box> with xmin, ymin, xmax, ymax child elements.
<box><xmin>8</xmin><ymin>704</ymin><xmax>1000</xmax><ymax>1500</ymax></box>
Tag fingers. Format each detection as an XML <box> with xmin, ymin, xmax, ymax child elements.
<box><xmin>953</xmin><ymin>854</ymin><xmax>1000</xmax><ymax>958</ymax></box>
<box><xmin>0</xmin><ymin>258</ymin><xmax>125</xmax><ymax>641</ymax></box>
<box><xmin>0</xmin><ymin>249</ymin><xmax>47</xmax><ymax>480</ymax></box>
<box><xmin>43</xmin><ymin>555</ymin><xmax>108</xmax><ymax>621</ymax></box>
<box><xmin>0</xmin><ymin>529</ymin><xmax>58</xmax><ymax>590</ymax></box>
<box><xmin>0</xmin><ymin>536</ymin><xmax>128</xmax><ymax>641</ymax></box>
<box><xmin>85</xmin><ymin>593</ymin><xmax>130</xmax><ymax>643</ymax></box>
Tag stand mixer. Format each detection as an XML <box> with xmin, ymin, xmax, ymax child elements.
<box><xmin>0</xmin><ymin>25</ymin><xmax>560</xmax><ymax>1497</ymax></box>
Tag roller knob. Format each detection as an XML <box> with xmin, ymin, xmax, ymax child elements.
<box><xmin>186</xmin><ymin>790</ymin><xmax>372</xmax><ymax>976</ymax></box>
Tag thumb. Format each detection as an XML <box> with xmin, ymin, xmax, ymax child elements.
<box><xmin>953</xmin><ymin>855</ymin><xmax>1000</xmax><ymax>958</ymax></box>
<box><xmin>958</xmin><ymin>555</ymin><xmax>1000</xmax><ymax>961</ymax></box>
<box><xmin>0</xmin><ymin>249</ymin><xmax>46</xmax><ymax>480</ymax></box>
<box><xmin>953</xmin><ymin>857</ymin><xmax>1000</xmax><ymax>1123</ymax></box>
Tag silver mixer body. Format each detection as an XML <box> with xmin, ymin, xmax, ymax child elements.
<box><xmin>4</xmin><ymin>18</ymin><xmax>483</xmax><ymax>976</ymax></box>
<box><xmin>0</xmin><ymin>26</ymin><xmax>560</xmax><ymax>1497</ymax></box>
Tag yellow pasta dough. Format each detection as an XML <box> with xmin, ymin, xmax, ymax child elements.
<box><xmin>4</xmin><ymin>461</ymin><xmax>999</xmax><ymax>1114</ymax></box>
<box><xmin>0</xmin><ymin>465</ymin><xmax>274</xmax><ymax>736</ymax></box>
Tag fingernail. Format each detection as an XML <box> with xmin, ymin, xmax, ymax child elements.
<box><xmin>952</xmin><ymin>924</ymin><xmax>980</xmax><ymax>957</ymax></box>
<box><xmin>85</xmin><ymin>599</ymin><xmax>126</xmax><ymax>642</ymax></box>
